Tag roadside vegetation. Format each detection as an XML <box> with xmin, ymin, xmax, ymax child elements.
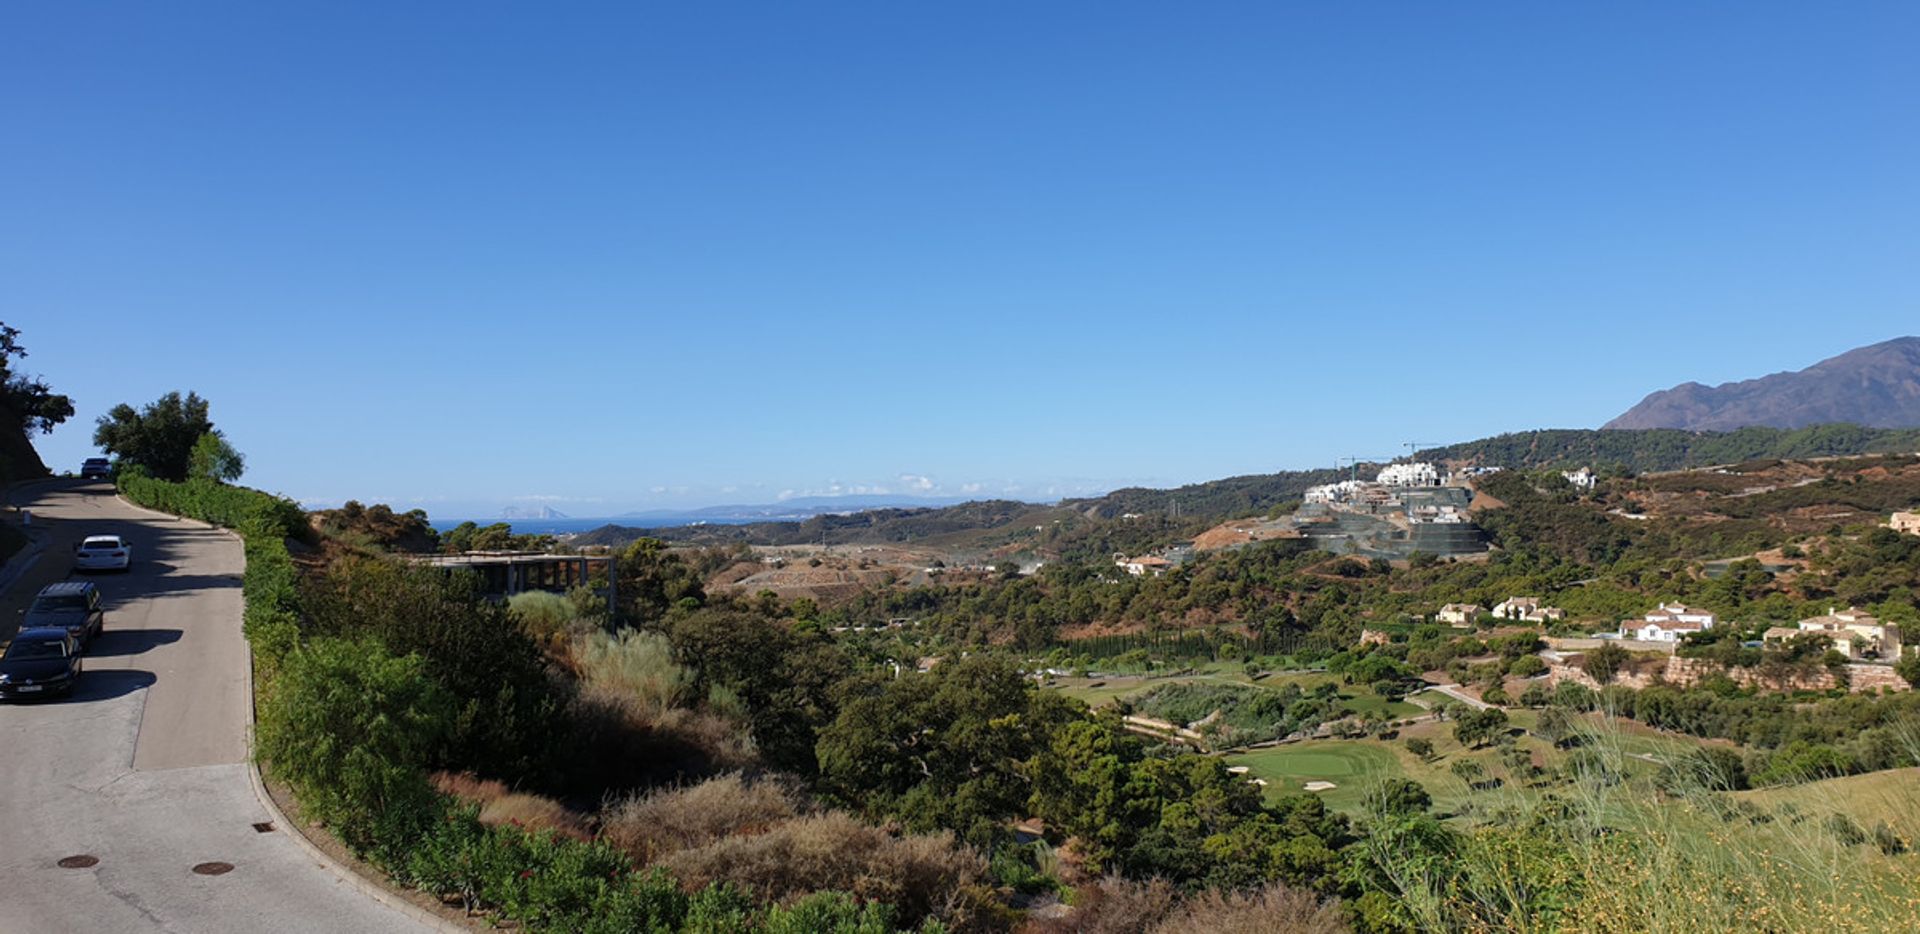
<box><xmin>108</xmin><ymin>408</ymin><xmax>1920</xmax><ymax>931</ymax></box>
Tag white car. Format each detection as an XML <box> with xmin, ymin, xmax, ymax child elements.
<box><xmin>74</xmin><ymin>535</ymin><xmax>132</xmax><ymax>572</ymax></box>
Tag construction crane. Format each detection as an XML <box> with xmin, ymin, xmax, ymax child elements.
<box><xmin>1403</xmin><ymin>441</ymin><xmax>1441</xmax><ymax>460</ymax></box>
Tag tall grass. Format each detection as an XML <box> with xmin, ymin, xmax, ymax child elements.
<box><xmin>571</xmin><ymin>628</ymin><xmax>695</xmax><ymax>718</ymax></box>
<box><xmin>1358</xmin><ymin>711</ymin><xmax>1920</xmax><ymax>932</ymax></box>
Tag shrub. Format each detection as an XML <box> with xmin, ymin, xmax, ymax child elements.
<box><xmin>255</xmin><ymin>637</ymin><xmax>451</xmax><ymax>862</ymax></box>
<box><xmin>572</xmin><ymin>628</ymin><xmax>695</xmax><ymax>718</ymax></box>
<box><xmin>662</xmin><ymin>811</ymin><xmax>988</xmax><ymax>928</ymax></box>
<box><xmin>1149</xmin><ymin>882</ymin><xmax>1347</xmax><ymax>934</ymax></box>
<box><xmin>602</xmin><ymin>772</ymin><xmax>804</xmax><ymax>864</ymax></box>
<box><xmin>509</xmin><ymin>590</ymin><xmax>589</xmax><ymax>650</ymax></box>
<box><xmin>1021</xmin><ymin>876</ymin><xmax>1180</xmax><ymax>934</ymax></box>
<box><xmin>301</xmin><ymin>555</ymin><xmax>568</xmax><ymax>786</ymax></box>
<box><xmin>760</xmin><ymin>891</ymin><xmax>898</xmax><ymax>934</ymax></box>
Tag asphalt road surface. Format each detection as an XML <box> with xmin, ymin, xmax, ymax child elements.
<box><xmin>0</xmin><ymin>480</ymin><xmax>434</xmax><ymax>933</ymax></box>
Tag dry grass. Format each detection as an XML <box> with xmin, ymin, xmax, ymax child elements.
<box><xmin>430</xmin><ymin>771</ymin><xmax>590</xmax><ymax>840</ymax></box>
<box><xmin>561</xmin><ymin>683</ymin><xmax>757</xmax><ymax>794</ymax></box>
<box><xmin>1151</xmin><ymin>883</ymin><xmax>1348</xmax><ymax>934</ymax></box>
<box><xmin>1018</xmin><ymin>876</ymin><xmax>1180</xmax><ymax>933</ymax></box>
<box><xmin>662</xmin><ymin>810</ymin><xmax>989</xmax><ymax>927</ymax></box>
<box><xmin>601</xmin><ymin>772</ymin><xmax>804</xmax><ymax>864</ymax></box>
<box><xmin>1019</xmin><ymin>876</ymin><xmax>1347</xmax><ymax>934</ymax></box>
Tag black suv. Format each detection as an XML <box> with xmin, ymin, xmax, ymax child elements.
<box><xmin>23</xmin><ymin>581</ymin><xmax>105</xmax><ymax>648</ymax></box>
<box><xmin>81</xmin><ymin>457</ymin><xmax>112</xmax><ymax>480</ymax></box>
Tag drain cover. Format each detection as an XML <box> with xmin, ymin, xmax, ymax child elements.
<box><xmin>191</xmin><ymin>861</ymin><xmax>234</xmax><ymax>876</ymax></box>
<box><xmin>251</xmin><ymin>822</ymin><xmax>275</xmax><ymax>833</ymax></box>
<box><xmin>57</xmin><ymin>855</ymin><xmax>99</xmax><ymax>869</ymax></box>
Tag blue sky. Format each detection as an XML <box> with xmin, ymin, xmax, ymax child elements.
<box><xmin>6</xmin><ymin>3</ymin><xmax>1917</xmax><ymax>518</ymax></box>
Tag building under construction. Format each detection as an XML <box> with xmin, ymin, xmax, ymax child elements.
<box><xmin>1292</xmin><ymin>468</ymin><xmax>1489</xmax><ymax>560</ymax></box>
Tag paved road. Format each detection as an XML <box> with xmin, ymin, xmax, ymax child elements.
<box><xmin>0</xmin><ymin>480</ymin><xmax>434</xmax><ymax>933</ymax></box>
<box><xmin>1429</xmin><ymin>682</ymin><xmax>1495</xmax><ymax>711</ymax></box>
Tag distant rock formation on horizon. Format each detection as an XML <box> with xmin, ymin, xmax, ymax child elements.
<box><xmin>501</xmin><ymin>505</ymin><xmax>568</xmax><ymax>521</ymax></box>
<box><xmin>1605</xmin><ymin>337</ymin><xmax>1920</xmax><ymax>431</ymax></box>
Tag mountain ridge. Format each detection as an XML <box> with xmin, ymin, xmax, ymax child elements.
<box><xmin>1605</xmin><ymin>336</ymin><xmax>1920</xmax><ymax>431</ymax></box>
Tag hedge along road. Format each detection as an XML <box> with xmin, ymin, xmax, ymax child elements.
<box><xmin>0</xmin><ymin>479</ymin><xmax>436</xmax><ymax>934</ymax></box>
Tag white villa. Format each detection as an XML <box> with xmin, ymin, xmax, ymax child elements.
<box><xmin>1493</xmin><ymin>597</ymin><xmax>1566</xmax><ymax>624</ymax></box>
<box><xmin>1766</xmin><ymin>607</ymin><xmax>1903</xmax><ymax>661</ymax></box>
<box><xmin>1116</xmin><ymin>554</ymin><xmax>1172</xmax><ymax>577</ymax></box>
<box><xmin>1892</xmin><ymin>511</ymin><xmax>1920</xmax><ymax>535</ymax></box>
<box><xmin>1562</xmin><ymin>467</ymin><xmax>1597</xmax><ymax>490</ymax></box>
<box><xmin>1622</xmin><ymin>603</ymin><xmax>1718</xmax><ymax>643</ymax></box>
<box><xmin>1437</xmin><ymin>603</ymin><xmax>1482</xmax><ymax>627</ymax></box>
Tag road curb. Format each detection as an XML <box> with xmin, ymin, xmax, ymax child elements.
<box><xmin>239</xmin><ymin>712</ymin><xmax>470</xmax><ymax>934</ymax></box>
<box><xmin>223</xmin><ymin>534</ymin><xmax>471</xmax><ymax>933</ymax></box>
<box><xmin>117</xmin><ymin>487</ymin><xmax>467</xmax><ymax>933</ymax></box>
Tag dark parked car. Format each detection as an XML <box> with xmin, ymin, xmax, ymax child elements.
<box><xmin>23</xmin><ymin>581</ymin><xmax>105</xmax><ymax>648</ymax></box>
<box><xmin>0</xmin><ymin>629</ymin><xmax>83</xmax><ymax>699</ymax></box>
<box><xmin>80</xmin><ymin>457</ymin><xmax>112</xmax><ymax>480</ymax></box>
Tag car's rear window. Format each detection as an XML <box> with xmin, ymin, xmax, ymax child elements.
<box><xmin>30</xmin><ymin>595</ymin><xmax>87</xmax><ymax>612</ymax></box>
<box><xmin>82</xmin><ymin>538</ymin><xmax>123</xmax><ymax>548</ymax></box>
<box><xmin>4</xmin><ymin>640</ymin><xmax>67</xmax><ymax>660</ymax></box>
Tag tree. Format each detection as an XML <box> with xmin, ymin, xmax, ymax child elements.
<box><xmin>817</xmin><ymin>654</ymin><xmax>1075</xmax><ymax>846</ymax></box>
<box><xmin>1580</xmin><ymin>643</ymin><xmax>1630</xmax><ymax>685</ymax></box>
<box><xmin>0</xmin><ymin>322</ymin><xmax>74</xmax><ymax>438</ymax></box>
<box><xmin>1453</xmin><ymin>708</ymin><xmax>1510</xmax><ymax>749</ymax></box>
<box><xmin>1405</xmin><ymin>737</ymin><xmax>1435</xmax><ymax>761</ymax></box>
<box><xmin>618</xmin><ymin>537</ymin><xmax>706</xmax><ymax>624</ymax></box>
<box><xmin>1365</xmin><ymin>778</ymin><xmax>1433</xmax><ymax>819</ymax></box>
<box><xmin>1534</xmin><ymin>707</ymin><xmax>1575</xmax><ymax>748</ymax></box>
<box><xmin>188</xmin><ymin>431</ymin><xmax>245</xmax><ymax>482</ymax></box>
<box><xmin>93</xmin><ymin>390</ymin><xmax>215</xmax><ymax>481</ymax></box>
<box><xmin>1450</xmin><ymin>758</ymin><xmax>1485</xmax><ymax>786</ymax></box>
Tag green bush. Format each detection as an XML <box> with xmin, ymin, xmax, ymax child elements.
<box><xmin>255</xmin><ymin>637</ymin><xmax>452</xmax><ymax>861</ymax></box>
<box><xmin>762</xmin><ymin>891</ymin><xmax>897</xmax><ymax>934</ymax></box>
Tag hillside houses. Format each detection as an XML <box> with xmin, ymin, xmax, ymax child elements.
<box><xmin>1436</xmin><ymin>603</ymin><xmax>1481</xmax><ymax>627</ymax></box>
<box><xmin>1492</xmin><ymin>597</ymin><xmax>1565</xmax><ymax>624</ymax></box>
<box><xmin>1622</xmin><ymin>603</ymin><xmax>1718</xmax><ymax>642</ymax></box>
<box><xmin>1892</xmin><ymin>511</ymin><xmax>1920</xmax><ymax>535</ymax></box>
<box><xmin>1562</xmin><ymin>467</ymin><xmax>1597</xmax><ymax>490</ymax></box>
<box><xmin>1766</xmin><ymin>607</ymin><xmax>1904</xmax><ymax>661</ymax></box>
<box><xmin>1115</xmin><ymin>554</ymin><xmax>1171</xmax><ymax>577</ymax></box>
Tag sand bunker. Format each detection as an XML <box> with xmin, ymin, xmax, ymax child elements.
<box><xmin>1303</xmin><ymin>781</ymin><xmax>1338</xmax><ymax>792</ymax></box>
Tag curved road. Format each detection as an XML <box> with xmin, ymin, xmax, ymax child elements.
<box><xmin>0</xmin><ymin>480</ymin><xmax>435</xmax><ymax>933</ymax></box>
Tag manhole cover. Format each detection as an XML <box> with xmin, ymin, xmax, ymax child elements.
<box><xmin>191</xmin><ymin>861</ymin><xmax>234</xmax><ymax>876</ymax></box>
<box><xmin>57</xmin><ymin>855</ymin><xmax>99</xmax><ymax>869</ymax></box>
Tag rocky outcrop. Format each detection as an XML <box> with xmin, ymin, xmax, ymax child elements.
<box><xmin>1548</xmin><ymin>657</ymin><xmax>1911</xmax><ymax>694</ymax></box>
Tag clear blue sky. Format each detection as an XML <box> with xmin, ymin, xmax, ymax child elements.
<box><xmin>7</xmin><ymin>3</ymin><xmax>1917</xmax><ymax>518</ymax></box>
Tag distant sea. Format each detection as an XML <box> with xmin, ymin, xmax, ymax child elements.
<box><xmin>430</xmin><ymin>516</ymin><xmax>760</xmax><ymax>535</ymax></box>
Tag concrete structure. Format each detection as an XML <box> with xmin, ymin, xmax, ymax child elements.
<box><xmin>1621</xmin><ymin>603</ymin><xmax>1718</xmax><ymax>643</ymax></box>
<box><xmin>1437</xmin><ymin>603</ymin><xmax>1482</xmax><ymax>627</ymax></box>
<box><xmin>1769</xmin><ymin>607</ymin><xmax>1903</xmax><ymax>661</ymax></box>
<box><xmin>1892</xmin><ymin>511</ymin><xmax>1920</xmax><ymax>535</ymax></box>
<box><xmin>1376</xmin><ymin>462</ymin><xmax>1441</xmax><ymax>487</ymax></box>
<box><xmin>1493</xmin><ymin>597</ymin><xmax>1566</xmax><ymax>624</ymax></box>
<box><xmin>416</xmin><ymin>550</ymin><xmax>617</xmax><ymax>609</ymax></box>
